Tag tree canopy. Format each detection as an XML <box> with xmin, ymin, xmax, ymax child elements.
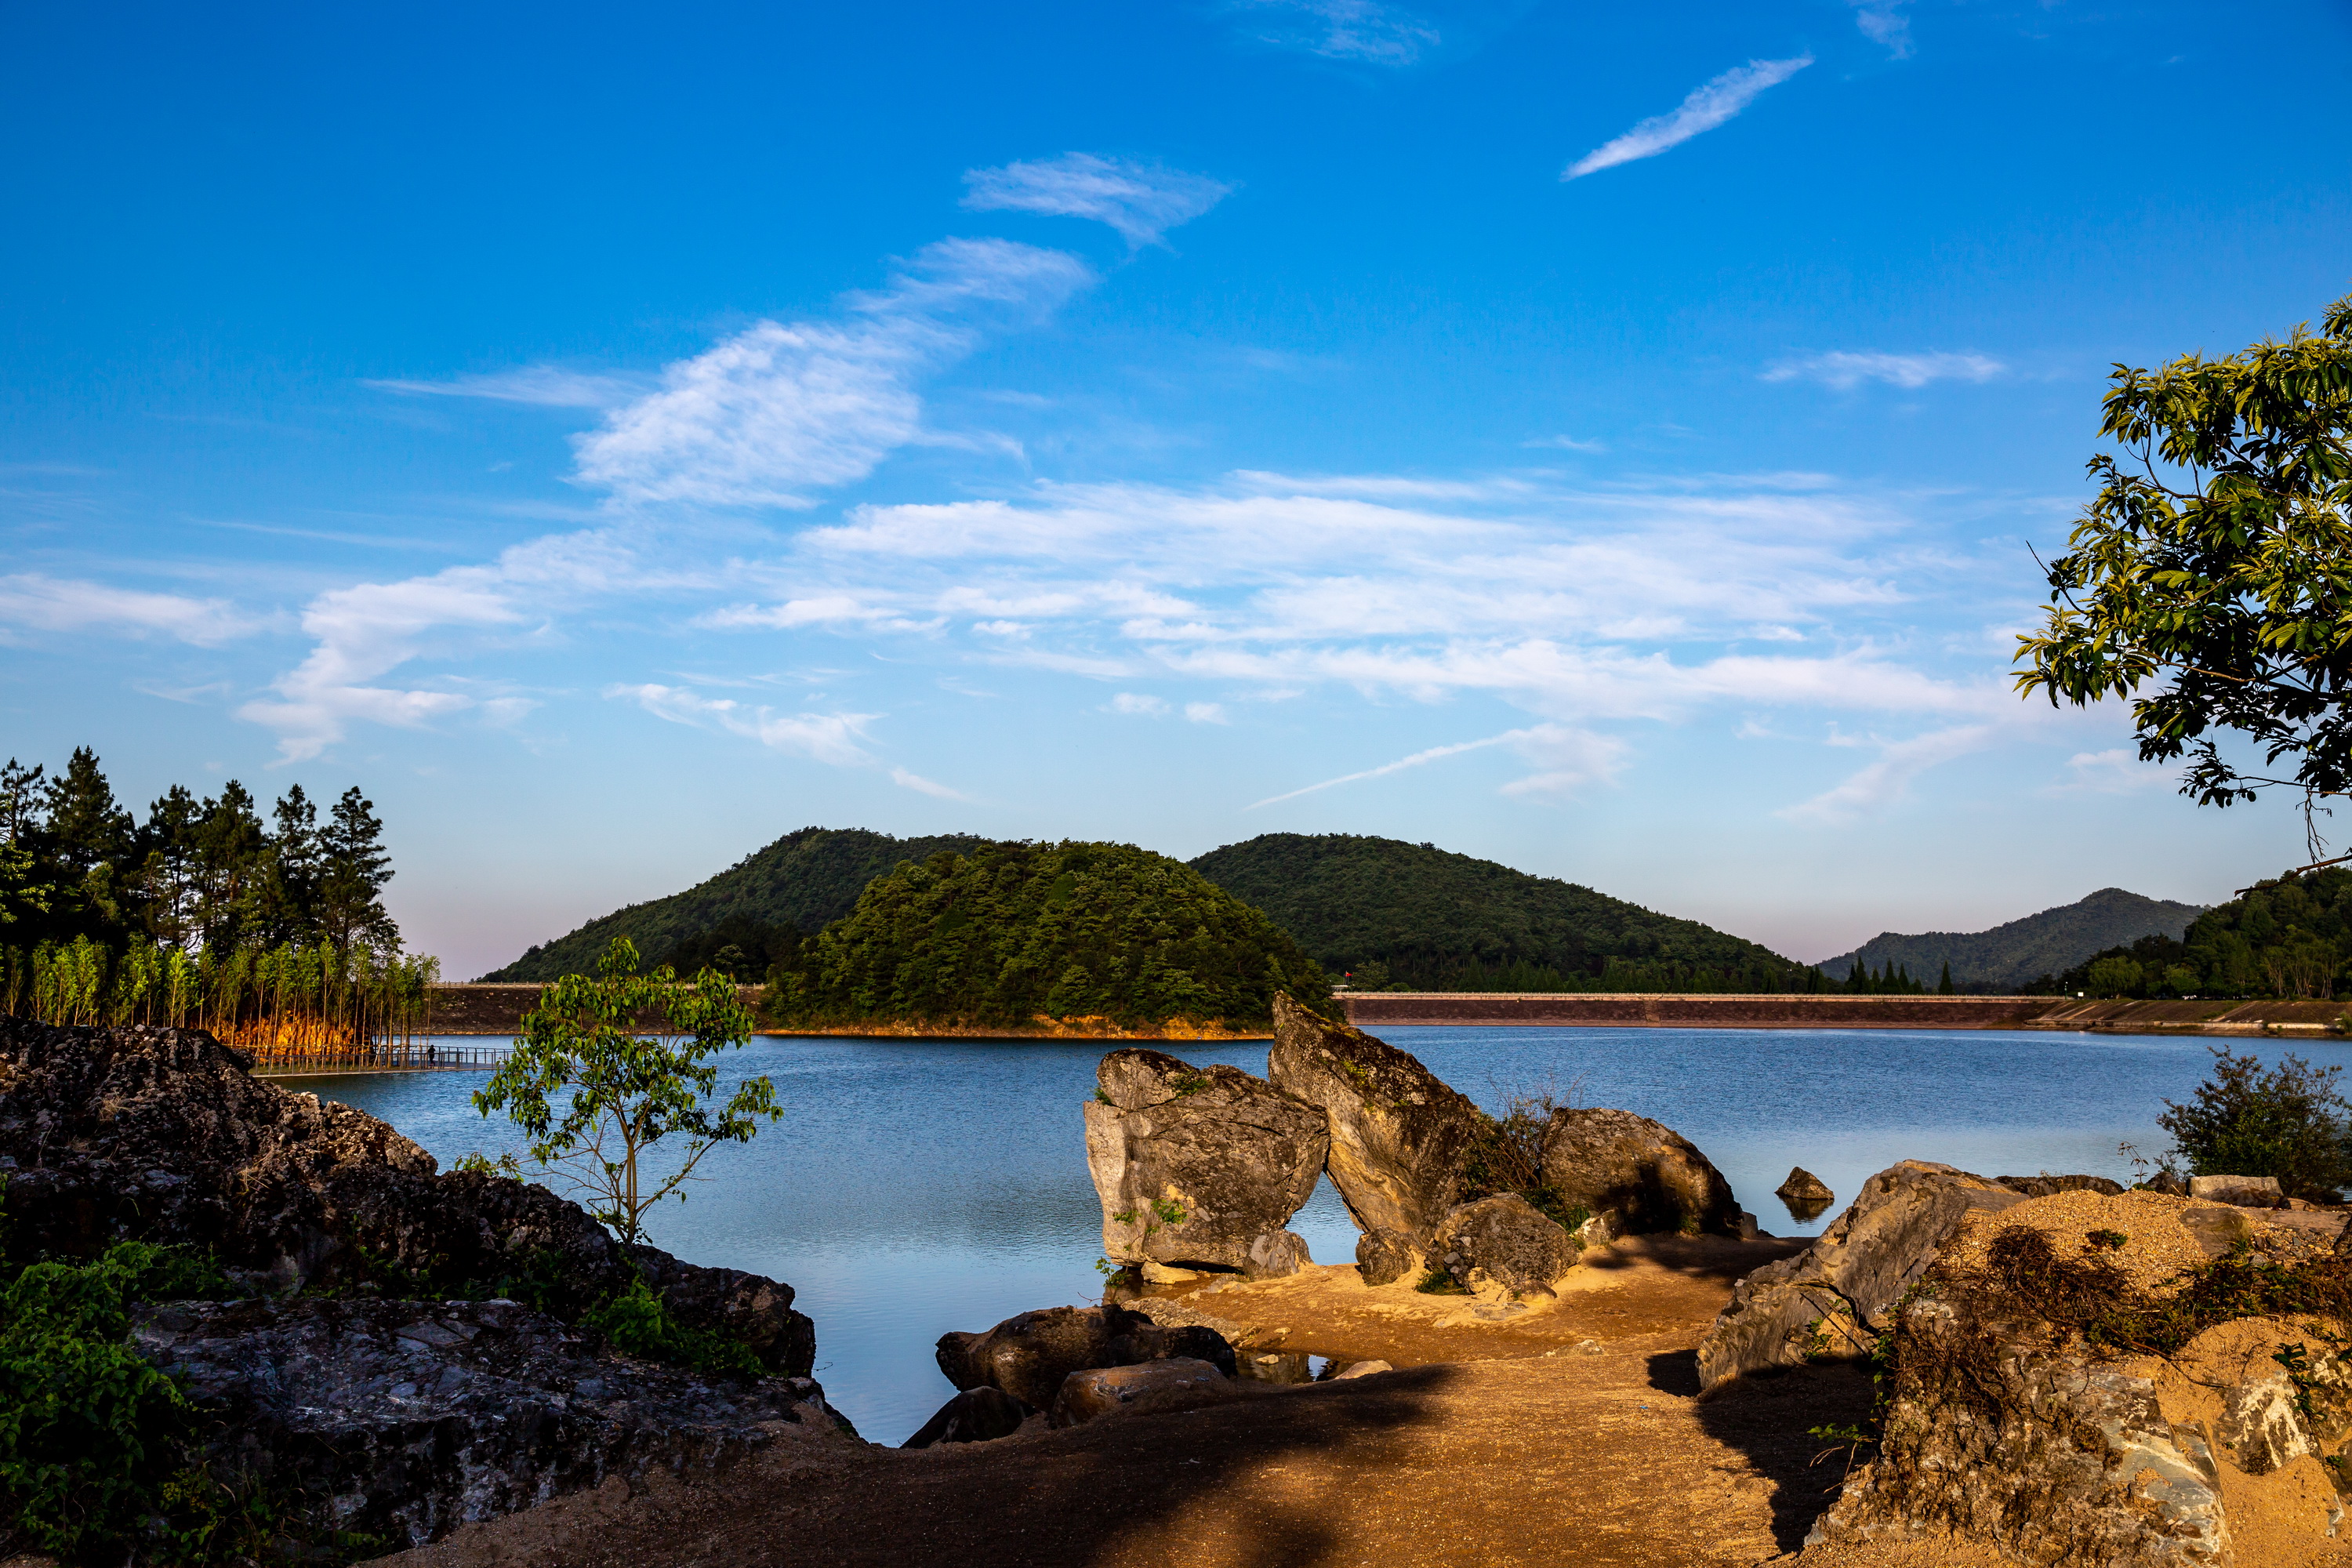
<box><xmin>2016</xmin><ymin>295</ymin><xmax>2352</xmax><ymax>855</ymax></box>
<box><xmin>765</xmin><ymin>840</ymin><xmax>1330</xmax><ymax>1031</ymax></box>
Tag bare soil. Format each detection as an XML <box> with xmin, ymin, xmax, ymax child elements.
<box><xmin>376</xmin><ymin>1232</ymin><xmax>2352</xmax><ymax>1567</ymax></box>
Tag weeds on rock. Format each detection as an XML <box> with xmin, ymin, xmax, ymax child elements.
<box><xmin>1414</xmin><ymin>1267</ymin><xmax>1470</xmax><ymax>1295</ymax></box>
<box><xmin>582</xmin><ymin>1273</ymin><xmax>764</xmax><ymax>1379</ymax></box>
<box><xmin>1459</xmin><ymin>1086</ymin><xmax>1585</xmax><ymax>1230</ymax></box>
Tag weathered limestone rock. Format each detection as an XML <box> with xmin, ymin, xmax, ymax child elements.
<box><xmin>1265</xmin><ymin>993</ymin><xmax>1484</xmax><ymax>1240</ymax></box>
<box><xmin>1430</xmin><ymin>1193</ymin><xmax>1579</xmax><ymax>1296</ymax></box>
<box><xmin>1697</xmin><ymin>1160</ymin><xmax>2028</xmax><ymax>1390</ymax></box>
<box><xmin>1051</xmin><ymin>1357</ymin><xmax>1227</xmax><ymax>1427</ymax></box>
<box><xmin>1082</xmin><ymin>1047</ymin><xmax>1328</xmax><ymax>1272</ymax></box>
<box><xmin>132</xmin><ymin>1296</ymin><xmax>851</xmax><ymax>1552</ymax></box>
<box><xmin>935</xmin><ymin>1305</ymin><xmax>1236</xmax><ymax>1410</ymax></box>
<box><xmin>1332</xmin><ymin>1359</ymin><xmax>1392</xmax><ymax>1380</ymax></box>
<box><xmin>1809</xmin><ymin>1299</ymin><xmax>2235</xmax><ymax>1565</ymax></box>
<box><xmin>1356</xmin><ymin>1226</ymin><xmax>1421</xmax><ymax>1286</ymax></box>
<box><xmin>2219</xmin><ymin>1368</ymin><xmax>2315</xmax><ymax>1475</ymax></box>
<box><xmin>1997</xmin><ymin>1173</ymin><xmax>2129</xmax><ymax>1198</ymax></box>
<box><xmin>900</xmin><ymin>1386</ymin><xmax>1031</xmax><ymax>1448</ymax></box>
<box><xmin>0</xmin><ymin>1018</ymin><xmax>813</xmax><ymax>1375</ymax></box>
<box><xmin>1538</xmin><ymin>1106</ymin><xmax>1742</xmax><ymax>1239</ymax></box>
<box><xmin>2190</xmin><ymin>1174</ymin><xmax>2284</xmax><ymax>1207</ymax></box>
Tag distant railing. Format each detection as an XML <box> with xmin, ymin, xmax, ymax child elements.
<box><xmin>247</xmin><ymin>1040</ymin><xmax>511</xmax><ymax>1077</ymax></box>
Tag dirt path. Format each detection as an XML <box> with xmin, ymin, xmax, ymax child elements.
<box><xmin>376</xmin><ymin>1239</ymin><xmax>2002</xmax><ymax>1568</ymax></box>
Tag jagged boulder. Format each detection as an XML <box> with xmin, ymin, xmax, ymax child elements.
<box><xmin>1538</xmin><ymin>1107</ymin><xmax>1743</xmax><ymax>1240</ymax></box>
<box><xmin>1697</xmin><ymin>1160</ymin><xmax>2027</xmax><ymax>1390</ymax></box>
<box><xmin>131</xmin><ymin>1296</ymin><xmax>851</xmax><ymax>1552</ymax></box>
<box><xmin>0</xmin><ymin>1018</ymin><xmax>815</xmax><ymax>1376</ymax></box>
<box><xmin>1082</xmin><ymin>1047</ymin><xmax>1327</xmax><ymax>1274</ymax></box>
<box><xmin>1998</xmin><ymin>1173</ymin><xmax>2129</xmax><ymax>1199</ymax></box>
<box><xmin>1775</xmin><ymin>1167</ymin><xmax>1834</xmax><ymax>1219</ymax></box>
<box><xmin>1266</xmin><ymin>993</ymin><xmax>1484</xmax><ymax>1240</ymax></box>
<box><xmin>1430</xmin><ymin>1193</ymin><xmax>1578</xmax><ymax>1295</ymax></box>
<box><xmin>935</xmin><ymin>1305</ymin><xmax>1236</xmax><ymax>1410</ymax></box>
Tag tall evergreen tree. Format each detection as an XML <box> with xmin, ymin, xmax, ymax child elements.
<box><xmin>134</xmin><ymin>784</ymin><xmax>204</xmax><ymax>949</ymax></box>
<box><xmin>260</xmin><ymin>784</ymin><xmax>322</xmax><ymax>945</ymax></box>
<box><xmin>1938</xmin><ymin>961</ymin><xmax>1955</xmax><ymax>994</ymax></box>
<box><xmin>42</xmin><ymin>747</ymin><xmax>131</xmax><ymax>879</ymax></box>
<box><xmin>317</xmin><ymin>786</ymin><xmax>397</xmax><ymax>951</ymax></box>
<box><xmin>191</xmin><ymin>781</ymin><xmax>268</xmax><ymax>951</ymax></box>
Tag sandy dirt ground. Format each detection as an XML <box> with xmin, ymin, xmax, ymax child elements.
<box><xmin>371</xmin><ymin>1236</ymin><xmax>2348</xmax><ymax>1568</ymax></box>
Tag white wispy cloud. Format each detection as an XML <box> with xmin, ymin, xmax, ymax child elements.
<box><xmin>1239</xmin><ymin>0</ymin><xmax>1439</xmax><ymax>65</ymax></box>
<box><xmin>570</xmin><ymin>238</ymin><xmax>1092</xmax><ymax>509</ymax></box>
<box><xmin>2053</xmin><ymin>746</ymin><xmax>2175</xmax><ymax>795</ymax></box>
<box><xmin>891</xmin><ymin>765</ymin><xmax>969</xmax><ymax>800</ymax></box>
<box><xmin>237</xmin><ymin>529</ymin><xmax>637</xmax><ymax>760</ymax></box>
<box><xmin>1563</xmin><ymin>56</ymin><xmax>1813</xmax><ymax>180</ymax></box>
<box><xmin>0</xmin><ymin>573</ymin><xmax>261</xmax><ymax>647</ymax></box>
<box><xmin>1109</xmin><ymin>692</ymin><xmax>1169</xmax><ymax>716</ymax></box>
<box><xmin>1763</xmin><ymin>351</ymin><xmax>2006</xmax><ymax>390</ymax></box>
<box><xmin>962</xmin><ymin>154</ymin><xmax>1233</xmax><ymax>249</ymax></box>
<box><xmin>1523</xmin><ymin>434</ymin><xmax>1606</xmax><ymax>452</ymax></box>
<box><xmin>1851</xmin><ymin>1</ymin><xmax>1915</xmax><ymax>58</ymax></box>
<box><xmin>365</xmin><ymin>367</ymin><xmax>652</xmax><ymax>408</ymax></box>
<box><xmin>1780</xmin><ymin>723</ymin><xmax>1997</xmax><ymax>822</ymax></box>
<box><xmin>614</xmin><ymin>682</ymin><xmax>877</xmax><ymax>765</ymax></box>
<box><xmin>1185</xmin><ymin>701</ymin><xmax>1229</xmax><ymax>724</ymax></box>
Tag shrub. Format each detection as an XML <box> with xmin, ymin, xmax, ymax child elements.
<box><xmin>2158</xmin><ymin>1045</ymin><xmax>2352</xmax><ymax>1199</ymax></box>
<box><xmin>581</xmin><ymin>1274</ymin><xmax>764</xmax><ymax>1379</ymax></box>
<box><xmin>0</xmin><ymin>1242</ymin><xmax>227</xmax><ymax>1559</ymax></box>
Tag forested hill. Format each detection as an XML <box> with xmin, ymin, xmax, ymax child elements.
<box><xmin>481</xmin><ymin>827</ymin><xmax>993</xmax><ymax>981</ymax></box>
<box><xmin>1818</xmin><ymin>887</ymin><xmax>2205</xmax><ymax>991</ymax></box>
<box><xmin>1185</xmin><ymin>833</ymin><xmax>1809</xmax><ymax>992</ymax></box>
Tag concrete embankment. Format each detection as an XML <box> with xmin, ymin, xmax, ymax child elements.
<box><xmin>1339</xmin><ymin>992</ymin><xmax>2352</xmax><ymax>1038</ymax></box>
<box><xmin>420</xmin><ymin>983</ymin><xmax>2350</xmax><ymax>1039</ymax></box>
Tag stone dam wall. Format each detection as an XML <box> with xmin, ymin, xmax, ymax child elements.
<box><xmin>417</xmin><ymin>985</ymin><xmax>2350</xmax><ymax>1038</ymax></box>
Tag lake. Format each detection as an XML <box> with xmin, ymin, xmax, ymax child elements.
<box><xmin>285</xmin><ymin>1024</ymin><xmax>2343</xmax><ymax>1445</ymax></box>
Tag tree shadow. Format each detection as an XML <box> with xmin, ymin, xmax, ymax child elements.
<box><xmin>1664</xmin><ymin>1353</ymin><xmax>1876</xmax><ymax>1555</ymax></box>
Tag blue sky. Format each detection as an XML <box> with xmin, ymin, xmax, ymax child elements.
<box><xmin>4</xmin><ymin>0</ymin><xmax>2349</xmax><ymax>978</ymax></box>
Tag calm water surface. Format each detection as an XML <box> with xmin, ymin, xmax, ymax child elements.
<box><xmin>286</xmin><ymin>1025</ymin><xmax>2347</xmax><ymax>1444</ymax></box>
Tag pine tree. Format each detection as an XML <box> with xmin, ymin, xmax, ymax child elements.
<box><xmin>1938</xmin><ymin>961</ymin><xmax>1955</xmax><ymax>994</ymax></box>
<box><xmin>191</xmin><ymin>781</ymin><xmax>268</xmax><ymax>951</ymax></box>
<box><xmin>317</xmin><ymin>786</ymin><xmax>398</xmax><ymax>952</ymax></box>
<box><xmin>261</xmin><ymin>784</ymin><xmax>322</xmax><ymax>944</ymax></box>
<box><xmin>135</xmin><ymin>784</ymin><xmax>204</xmax><ymax>949</ymax></box>
<box><xmin>42</xmin><ymin>747</ymin><xmax>131</xmax><ymax>878</ymax></box>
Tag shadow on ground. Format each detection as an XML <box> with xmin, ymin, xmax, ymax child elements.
<box><xmin>1673</xmin><ymin>1355</ymin><xmax>1877</xmax><ymax>1555</ymax></box>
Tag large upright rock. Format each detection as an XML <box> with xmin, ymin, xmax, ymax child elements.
<box><xmin>1696</xmin><ymin>1160</ymin><xmax>2027</xmax><ymax>1391</ymax></box>
<box><xmin>1082</xmin><ymin>1047</ymin><xmax>1327</xmax><ymax>1273</ymax></box>
<box><xmin>1266</xmin><ymin>993</ymin><xmax>1484</xmax><ymax>1240</ymax></box>
<box><xmin>1538</xmin><ymin>1107</ymin><xmax>1743</xmax><ymax>1239</ymax></box>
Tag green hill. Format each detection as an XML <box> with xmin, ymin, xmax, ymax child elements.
<box><xmin>2036</xmin><ymin>869</ymin><xmax>2349</xmax><ymax>998</ymax></box>
<box><xmin>1184</xmin><ymin>833</ymin><xmax>1812</xmax><ymax>992</ymax></box>
<box><xmin>480</xmin><ymin>827</ymin><xmax>993</xmax><ymax>981</ymax></box>
<box><xmin>766</xmin><ymin>840</ymin><xmax>1329</xmax><ymax>1031</ymax></box>
<box><xmin>1819</xmin><ymin>887</ymin><xmax>2205</xmax><ymax>992</ymax></box>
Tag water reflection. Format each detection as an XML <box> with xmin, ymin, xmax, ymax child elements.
<box><xmin>299</xmin><ymin>1025</ymin><xmax>2352</xmax><ymax>1445</ymax></box>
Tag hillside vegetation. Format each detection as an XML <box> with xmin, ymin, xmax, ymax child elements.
<box><xmin>1820</xmin><ymin>887</ymin><xmax>2205</xmax><ymax>991</ymax></box>
<box><xmin>482</xmin><ymin>828</ymin><xmax>990</xmax><ymax>981</ymax></box>
<box><xmin>1186</xmin><ymin>833</ymin><xmax>1813</xmax><ymax>992</ymax></box>
<box><xmin>2038</xmin><ymin>870</ymin><xmax>2352</xmax><ymax>999</ymax></box>
<box><xmin>766</xmin><ymin>840</ymin><xmax>1330</xmax><ymax>1032</ymax></box>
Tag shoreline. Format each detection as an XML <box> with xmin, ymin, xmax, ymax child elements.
<box><xmin>416</xmin><ymin>982</ymin><xmax>2352</xmax><ymax>1039</ymax></box>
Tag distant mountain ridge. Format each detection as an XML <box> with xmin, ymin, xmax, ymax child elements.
<box><xmin>485</xmin><ymin>826</ymin><xmax>1813</xmax><ymax>993</ymax></box>
<box><xmin>1189</xmin><ymin>833</ymin><xmax>1811</xmax><ymax>991</ymax></box>
<box><xmin>1819</xmin><ymin>887</ymin><xmax>2206</xmax><ymax>990</ymax></box>
<box><xmin>480</xmin><ymin>827</ymin><xmax>991</xmax><ymax>981</ymax></box>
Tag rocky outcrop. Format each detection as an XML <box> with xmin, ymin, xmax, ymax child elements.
<box><xmin>1998</xmin><ymin>1174</ymin><xmax>2129</xmax><ymax>1198</ymax></box>
<box><xmin>1430</xmin><ymin>1194</ymin><xmax>1578</xmax><ymax>1296</ymax></box>
<box><xmin>1810</xmin><ymin>1298</ymin><xmax>2236</xmax><ymax>1565</ymax></box>
<box><xmin>1356</xmin><ymin>1226</ymin><xmax>1421</xmax><ymax>1287</ymax></box>
<box><xmin>1538</xmin><ymin>1106</ymin><xmax>1744</xmax><ymax>1239</ymax></box>
<box><xmin>935</xmin><ymin>1305</ymin><xmax>1236</xmax><ymax>1410</ymax></box>
<box><xmin>1082</xmin><ymin>1047</ymin><xmax>1327</xmax><ymax>1274</ymax></box>
<box><xmin>1697</xmin><ymin>1160</ymin><xmax>2027</xmax><ymax>1390</ymax></box>
<box><xmin>901</xmin><ymin>1386</ymin><xmax>1031</xmax><ymax>1448</ymax></box>
<box><xmin>1266</xmin><ymin>993</ymin><xmax>1484</xmax><ymax>1240</ymax></box>
<box><xmin>1051</xmin><ymin>1358</ymin><xmax>1227</xmax><ymax>1427</ymax></box>
<box><xmin>131</xmin><ymin>1296</ymin><xmax>851</xmax><ymax>1552</ymax></box>
<box><xmin>0</xmin><ymin>1018</ymin><xmax>814</xmax><ymax>1375</ymax></box>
